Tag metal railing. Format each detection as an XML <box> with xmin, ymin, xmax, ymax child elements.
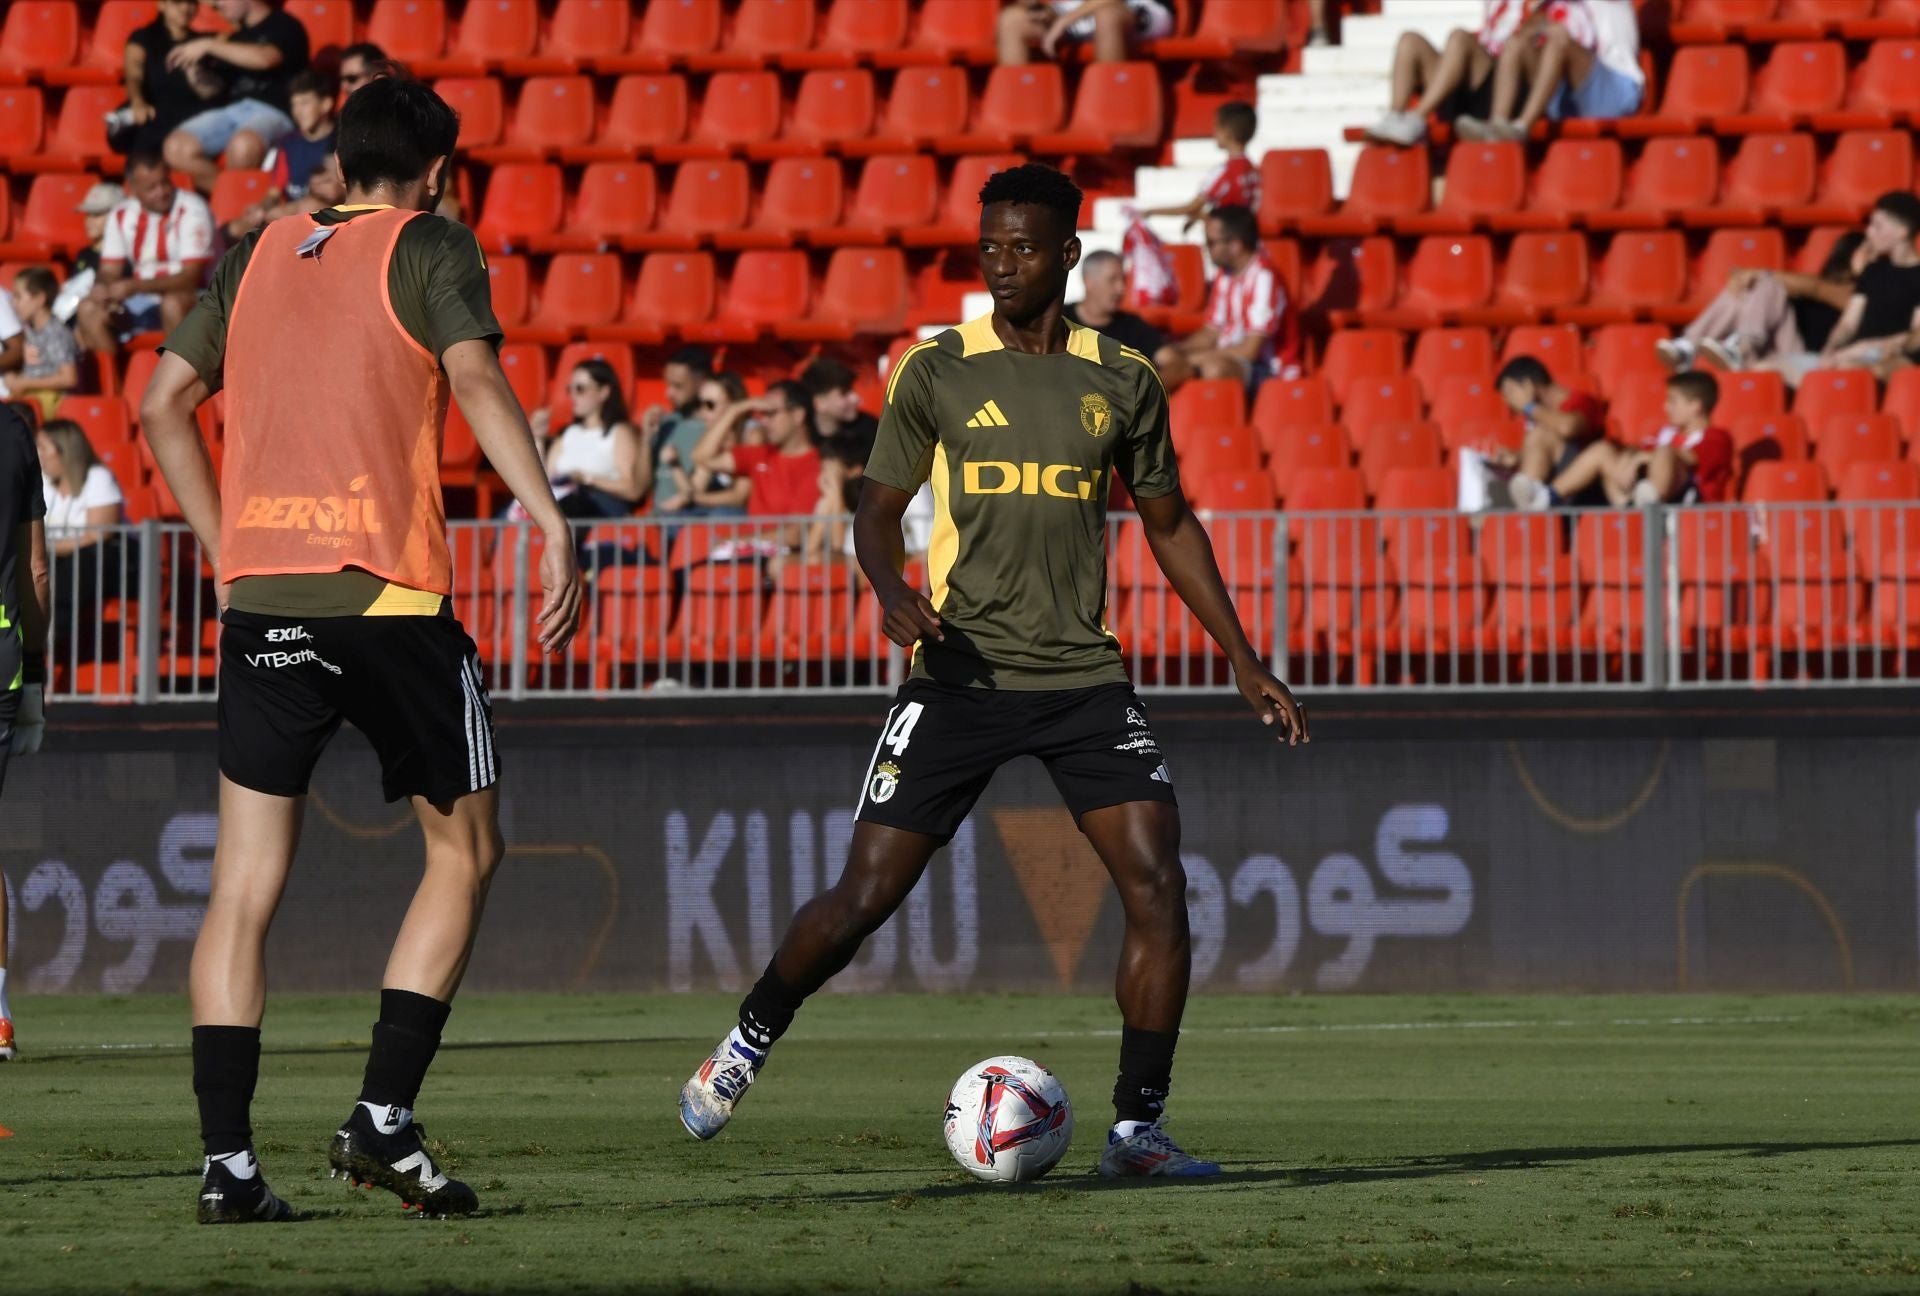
<box><xmin>42</xmin><ymin>502</ymin><xmax>1920</xmax><ymax>702</ymax></box>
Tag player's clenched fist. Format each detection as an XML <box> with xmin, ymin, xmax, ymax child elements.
<box><xmin>878</xmin><ymin>583</ymin><xmax>944</xmax><ymax>649</ymax></box>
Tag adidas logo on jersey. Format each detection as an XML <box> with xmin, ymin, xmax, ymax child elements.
<box><xmin>965</xmin><ymin>400</ymin><xmax>1011</xmax><ymax>428</ymax></box>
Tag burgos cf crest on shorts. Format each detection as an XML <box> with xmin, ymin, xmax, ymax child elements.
<box><xmin>1079</xmin><ymin>392</ymin><xmax>1111</xmax><ymax>438</ymax></box>
<box><xmin>869</xmin><ymin>761</ymin><xmax>902</xmax><ymax>804</ymax></box>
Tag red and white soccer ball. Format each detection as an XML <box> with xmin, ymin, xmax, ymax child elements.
<box><xmin>942</xmin><ymin>1055</ymin><xmax>1074</xmax><ymax>1183</ymax></box>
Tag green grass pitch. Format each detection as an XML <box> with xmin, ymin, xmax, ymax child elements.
<box><xmin>3</xmin><ymin>993</ymin><xmax>1918</xmax><ymax>1294</ymax></box>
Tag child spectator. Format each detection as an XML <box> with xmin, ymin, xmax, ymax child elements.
<box><xmin>1518</xmin><ymin>372</ymin><xmax>1733</xmax><ymax>509</ymax></box>
<box><xmin>1158</xmin><ymin>206</ymin><xmax>1299</xmax><ymax>391</ymax></box>
<box><xmin>2</xmin><ymin>269</ymin><xmax>80</xmax><ymax>419</ymax></box>
<box><xmin>998</xmin><ymin>0</ymin><xmax>1175</xmax><ymax>64</ymax></box>
<box><xmin>224</xmin><ymin>71</ymin><xmax>340</xmax><ymax>237</ymax></box>
<box><xmin>1139</xmin><ymin>103</ymin><xmax>1259</xmax><ymax>231</ymax></box>
<box><xmin>1497</xmin><ymin>356</ymin><xmax>1609</xmax><ymax>509</ymax></box>
<box><xmin>1458</xmin><ymin>0</ymin><xmax>1643</xmax><ymax>142</ymax></box>
<box><xmin>53</xmin><ymin>185</ymin><xmax>125</xmax><ymax>325</ymax></box>
<box><xmin>801</xmin><ymin>356</ymin><xmax>879</xmax><ymax>464</ymax></box>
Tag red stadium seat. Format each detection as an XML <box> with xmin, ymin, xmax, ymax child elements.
<box><xmin>1259</xmin><ymin>149</ymin><xmax>1336</xmax><ymax>235</ymax></box>
<box><xmin>785</xmin><ymin>246</ymin><xmax>909</xmax><ymax>338</ymax></box>
<box><xmin>1500</xmin><ymin>139</ymin><xmax>1623</xmax><ymax>231</ymax></box>
<box><xmin>1591</xmin><ymin>136</ymin><xmax>1718</xmax><ymax>229</ymax></box>
<box><xmin>55</xmin><ymin>395</ymin><xmax>133</xmax><ymax>447</ymax></box>
<box><xmin>1796</xmin><ymin>369</ymin><xmax>1879</xmax><ymax>428</ymax></box>
<box><xmin>1673</xmin><ymin>511</ymin><xmax>1764</xmax><ymax>633</ymax></box>
<box><xmin>1172</xmin><ymin>378</ymin><xmax>1247</xmax><ymax>433</ymax></box>
<box><xmin>1686</xmin><ymin>228</ymin><xmax>1786</xmax><ymax>312</ymax></box>
<box><xmin>1410</xmin><ymin>328</ymin><xmax>1494</xmax><ymax>396</ymax></box>
<box><xmin>1587</xmin><ymin>323</ymin><xmax>1669</xmax><ymax>394</ymax></box>
<box><xmin>472</xmin><ymin>163</ymin><xmax>563</xmax><ymax>251</ymax></box>
<box><xmin>1283</xmin><ymin>466</ymin><xmax>1367</xmax><ymax>512</ymax></box>
<box><xmin>1176</xmin><ymin>426</ymin><xmax>1263</xmax><ymax>481</ymax></box>
<box><xmin>899</xmin><ymin>153</ymin><xmax>1022</xmax><ymax>246</ymax></box>
<box><xmin>1732</xmin><ymin>413</ymin><xmax>1812</xmax><ymax>478</ymax></box>
<box><xmin>0</xmin><ymin>2</ymin><xmax>80</xmax><ymax>79</ymax></box>
<box><xmin>1409</xmin><ymin>143</ymin><xmax>1524</xmax><ymax>235</ymax></box>
<box><xmin>208</xmin><ymin>170</ymin><xmax>272</xmax><ymax>227</ymax></box>
<box><xmin>815</xmin><ymin>0</ymin><xmax>909</xmax><ymax>61</ymax></box>
<box><xmin>1484</xmin><ymin>232</ymin><xmax>1589</xmax><ymax>321</ymax></box>
<box><xmin>1265</xmin><ymin>423</ymin><xmax>1350</xmax><ymax>485</ymax></box>
<box><xmin>588</xmin><ymin>75</ymin><xmax>690</xmax><ymax>157</ymax></box>
<box><xmin>1717</xmin><ymin>370</ymin><xmax>1789</xmax><ymax>422</ymax></box>
<box><xmin>533</xmin><ymin>161</ymin><xmax>656</xmax><ymax>252</ymax></box>
<box><xmin>1031</xmin><ymin>62</ymin><xmax>1163</xmax><ymax>154</ymax></box>
<box><xmin>525</xmin><ymin>253</ymin><xmax>624</xmax><ymax>339</ymax></box>
<box><xmin>632</xmin><ymin>159</ymin><xmax>751</xmax><ymax>249</ymax></box>
<box><xmin>437</xmin><ymin>77</ymin><xmax>505</xmax><ymax>149</ymax></box>
<box><xmin>1157</xmin><ymin>0</ymin><xmax>1287</xmax><ymax>58</ymax></box>
<box><xmin>366</xmin><ymin>0</ymin><xmax>449</xmax><ymax>68</ymax></box>
<box><xmin>487</xmin><ymin>254</ymin><xmax>530</xmax><ymax>327</ymax></box>
<box><xmin>721</xmin><ymin>0</ymin><xmax>819</xmax><ymax>65</ymax></box>
<box><xmin>35</xmin><ymin>83</ymin><xmax>122</xmax><ymax>168</ymax></box>
<box><xmin>972</xmin><ymin>64</ymin><xmax>1066</xmax><ymax>148</ymax></box>
<box><xmin>0</xmin><ymin>86</ymin><xmax>42</xmax><ymax>157</ymax></box>
<box><xmin>898</xmin><ymin>0</ymin><xmax>1000</xmax><ymax>63</ymax></box>
<box><xmin>1743</xmin><ymin>458</ymin><xmax>1829</xmax><ymax>502</ymax></box>
<box><xmin>0</xmin><ymin>173</ymin><xmax>92</xmax><ymax>257</ymax></box>
<box><xmin>477</xmin><ymin>75</ymin><xmax>596</xmax><ymax>162</ymax></box>
<box><xmin>1253</xmin><ymin>376</ymin><xmax>1335</xmax><ymax>441</ymax></box>
<box><xmin>1737</xmin><ymin>41</ymin><xmax>1847</xmax><ymax>127</ymax></box>
<box><xmin>1344</xmin><ymin>375</ymin><xmax>1424</xmax><ymax>447</ymax></box>
<box><xmin>1376</xmin><ymin>467</ymin><xmax>1456</xmax><ymax>513</ymax></box>
<box><xmin>1570</xmin><ymin>231</ymin><xmax>1686</xmax><ymax>324</ymax></box>
<box><xmin>777</xmin><ymin>68</ymin><xmax>876</xmax><ymax>154</ymax></box>
<box><xmin>631</xmin><ymin>0</ymin><xmax>723</xmax><ymax>66</ymax></box>
<box><xmin>1500</xmin><ymin>324</ymin><xmax>1586</xmax><ymax>383</ymax></box>
<box><xmin>1788</xmin><ymin>131</ymin><xmax>1914</xmax><ymax>226</ymax></box>
<box><xmin>1625</xmin><ymin>45</ymin><xmax>1749</xmax><ymax>134</ymax></box>
<box><xmin>1844</xmin><ymin>40</ymin><xmax>1920</xmax><ymax>125</ymax></box>
<box><xmin>689</xmin><ymin>249</ymin><xmax>811</xmax><ymax>342</ymax></box>
<box><xmin>1394</xmin><ymin>236</ymin><xmax>1495</xmax><ymax>324</ymax></box>
<box><xmin>1304</xmin><ymin>237</ymin><xmax>1398</xmax><ymax>322</ymax></box>
<box><xmin>543</xmin><ymin>0</ymin><xmax>633</xmax><ymax>67</ymax></box>
<box><xmin>864</xmin><ymin>65</ymin><xmax>971</xmax><ymax>153</ymax></box>
<box><xmin>828</xmin><ymin>153</ymin><xmax>939</xmax><ymax>244</ymax></box>
<box><xmin>1189</xmin><ymin>469</ymin><xmax>1275</xmax><ymax>511</ymax></box>
<box><xmin>593</xmin><ymin>251</ymin><xmax>718</xmax><ymax>341</ymax></box>
<box><xmin>1839</xmin><ymin>461</ymin><xmax>1920</xmax><ymax>564</ymax></box>
<box><xmin>1817</xmin><ymin>413</ymin><xmax>1904</xmax><ymax>480</ymax></box>
<box><xmin>1319</xmin><ymin>329</ymin><xmax>1404</xmax><ymax>406</ymax></box>
<box><xmin>1359</xmin><ymin>420</ymin><xmax>1444</xmax><ymax>497</ymax></box>
<box><xmin>1670</xmin><ymin>1</ymin><xmax>1775</xmax><ymax>44</ymax></box>
<box><xmin>1429</xmin><ymin>374</ymin><xmax>1507</xmax><ymax>433</ymax></box>
<box><xmin>1608</xmin><ymin>370</ymin><xmax>1667</xmax><ymax>443</ymax></box>
<box><xmin>284</xmin><ymin>0</ymin><xmax>355</xmax><ymax>55</ymax></box>
<box><xmin>1883</xmin><ymin>366</ymin><xmax>1920</xmax><ymax>442</ymax></box>
<box><xmin>723</xmin><ymin>155</ymin><xmax>844</xmax><ymax>247</ymax></box>
<box><xmin>76</xmin><ymin>2</ymin><xmax>159</xmax><ymax>78</ymax></box>
<box><xmin>452</xmin><ymin>0</ymin><xmax>540</xmax><ymax>68</ymax></box>
<box><xmin>1321</xmin><ymin>144</ymin><xmax>1429</xmax><ymax>236</ymax></box>
<box><xmin>671</xmin><ymin>71</ymin><xmax>782</xmax><ymax>158</ymax></box>
<box><xmin>1713</xmin><ymin>133</ymin><xmax>1816</xmax><ymax>222</ymax></box>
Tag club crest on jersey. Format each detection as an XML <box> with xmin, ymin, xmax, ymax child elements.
<box><xmin>869</xmin><ymin>761</ymin><xmax>901</xmax><ymax>804</ymax></box>
<box><xmin>1079</xmin><ymin>392</ymin><xmax>1112</xmax><ymax>438</ymax></box>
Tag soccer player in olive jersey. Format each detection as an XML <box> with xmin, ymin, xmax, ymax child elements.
<box><xmin>681</xmin><ymin>165</ymin><xmax>1308</xmax><ymax>1178</ymax></box>
<box><xmin>143</xmin><ymin>78</ymin><xmax>581</xmax><ymax>1222</ymax></box>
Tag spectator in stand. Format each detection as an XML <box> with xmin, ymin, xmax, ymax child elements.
<box><xmin>163</xmin><ymin>0</ymin><xmax>312</xmax><ymax>195</ymax></box>
<box><xmin>1137</xmin><ymin>103</ymin><xmax>1259</xmax><ymax>231</ymax></box>
<box><xmin>526</xmin><ymin>359</ymin><xmax>646</xmax><ymax>519</ymax></box>
<box><xmin>223</xmin><ymin>69</ymin><xmax>338</xmax><ymax>237</ymax></box>
<box><xmin>1066</xmin><ymin>250</ymin><xmax>1167</xmax><ymax>356</ymax></box>
<box><xmin>807</xmin><ymin>437</ymin><xmax>936</xmax><ymax>563</ymax></box>
<box><xmin>639</xmin><ymin>345</ymin><xmax>714</xmax><ymax>512</ymax></box>
<box><xmin>1308</xmin><ymin>0</ymin><xmax>1335</xmax><ymax>47</ymax></box>
<box><xmin>73</xmin><ymin>152</ymin><xmax>215</xmax><ymax>359</ymax></box>
<box><xmin>693</xmin><ymin>379</ymin><xmax>822</xmax><ymax>523</ymax></box>
<box><xmin>1497</xmin><ymin>356</ymin><xmax>1610</xmax><ymax>510</ymax></box>
<box><xmin>1515</xmin><ymin>372</ymin><xmax>1733</xmax><ymax>509</ymax></box>
<box><xmin>657</xmin><ymin>371</ymin><xmax>752</xmax><ymax>516</ymax></box>
<box><xmin>1157</xmin><ymin>205</ymin><xmax>1299</xmax><ymax>392</ymax></box>
<box><xmin>336</xmin><ymin>42</ymin><xmax>390</xmax><ymax>100</ymax></box>
<box><xmin>0</xmin><ymin>283</ymin><xmax>20</xmax><ymax>383</ymax></box>
<box><xmin>52</xmin><ymin>184</ymin><xmax>124</xmax><ymax>326</ymax></box>
<box><xmin>1366</xmin><ymin>0</ymin><xmax>1535</xmax><ymax>147</ymax></box>
<box><xmin>998</xmin><ymin>0</ymin><xmax>1176</xmax><ymax>64</ymax></box>
<box><xmin>36</xmin><ymin>418</ymin><xmax>127</xmax><ymax>597</ymax></box>
<box><xmin>1657</xmin><ymin>233</ymin><xmax>1868</xmax><ymax>375</ymax></box>
<box><xmin>1766</xmin><ymin>193</ymin><xmax>1920</xmax><ymax>386</ymax></box>
<box><xmin>801</xmin><ymin>357</ymin><xmax>879</xmax><ymax>463</ymax></box>
<box><xmin>119</xmin><ymin>0</ymin><xmax>224</xmax><ymax>156</ymax></box>
<box><xmin>2</xmin><ymin>270</ymin><xmax>80</xmax><ymax>420</ymax></box>
<box><xmin>1457</xmin><ymin>0</ymin><xmax>1642</xmax><ymax>142</ymax></box>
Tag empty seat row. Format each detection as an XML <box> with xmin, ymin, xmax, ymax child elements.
<box><xmin>1670</xmin><ymin>0</ymin><xmax>1920</xmax><ymax>43</ymax></box>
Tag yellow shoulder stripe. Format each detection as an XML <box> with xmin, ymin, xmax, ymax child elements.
<box><xmin>1118</xmin><ymin>345</ymin><xmax>1166</xmax><ymax>393</ymax></box>
<box><xmin>885</xmin><ymin>338</ymin><xmax>941</xmax><ymax>406</ymax></box>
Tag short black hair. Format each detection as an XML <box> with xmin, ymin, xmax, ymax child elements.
<box><xmin>289</xmin><ymin>68</ymin><xmax>333</xmax><ymax>100</ymax></box>
<box><xmin>1206</xmin><ymin>204</ymin><xmax>1259</xmax><ymax>252</ymax></box>
<box><xmin>14</xmin><ymin>265</ymin><xmax>58</xmax><ymax>304</ymax></box>
<box><xmin>1876</xmin><ymin>190</ymin><xmax>1920</xmax><ymax>235</ymax></box>
<box><xmin>979</xmin><ymin>163</ymin><xmax>1083</xmax><ymax>231</ymax></box>
<box><xmin>124</xmin><ymin>147</ymin><xmax>167</xmax><ymax>176</ymax></box>
<box><xmin>801</xmin><ymin>356</ymin><xmax>857</xmax><ymax>397</ymax></box>
<box><xmin>1497</xmin><ymin>356</ymin><xmax>1552</xmax><ymax>388</ymax></box>
<box><xmin>1216</xmin><ymin>101</ymin><xmax>1257</xmax><ymax>145</ymax></box>
<box><xmin>768</xmin><ymin>378</ymin><xmax>814</xmax><ymax>414</ymax></box>
<box><xmin>336</xmin><ymin>76</ymin><xmax>459</xmax><ymax>191</ymax></box>
<box><xmin>667</xmin><ymin>345</ymin><xmax>713</xmax><ymax>374</ymax></box>
<box><xmin>1668</xmin><ymin>370</ymin><xmax>1719</xmax><ymax>414</ymax></box>
<box><xmin>340</xmin><ymin>42</ymin><xmax>388</xmax><ymax>65</ymax></box>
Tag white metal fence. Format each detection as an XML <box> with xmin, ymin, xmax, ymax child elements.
<box><xmin>42</xmin><ymin>502</ymin><xmax>1920</xmax><ymax>701</ymax></box>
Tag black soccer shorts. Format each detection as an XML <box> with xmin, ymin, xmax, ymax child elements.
<box><xmin>218</xmin><ymin>608</ymin><xmax>497</xmax><ymax>805</ymax></box>
<box><xmin>853</xmin><ymin>679</ymin><xmax>1177</xmax><ymax>840</ymax></box>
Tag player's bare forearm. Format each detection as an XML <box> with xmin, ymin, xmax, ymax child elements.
<box><xmin>855</xmin><ymin>481</ymin><xmax>942</xmax><ymax>648</ymax></box>
<box><xmin>139</xmin><ymin>352</ymin><xmax>223</xmax><ymax>559</ymax></box>
<box><xmin>1136</xmin><ymin>489</ymin><xmax>1308</xmax><ymax>744</ymax></box>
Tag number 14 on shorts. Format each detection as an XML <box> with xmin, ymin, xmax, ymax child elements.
<box><xmin>866</xmin><ymin>702</ymin><xmax>923</xmax><ymax>805</ymax></box>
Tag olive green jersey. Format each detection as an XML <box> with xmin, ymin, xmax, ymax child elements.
<box><xmin>865</xmin><ymin>314</ymin><xmax>1179</xmax><ymax>690</ymax></box>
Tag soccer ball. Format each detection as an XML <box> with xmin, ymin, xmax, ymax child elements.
<box><xmin>942</xmin><ymin>1055</ymin><xmax>1074</xmax><ymax>1183</ymax></box>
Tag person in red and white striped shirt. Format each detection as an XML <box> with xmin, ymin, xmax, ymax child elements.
<box><xmin>1157</xmin><ymin>206</ymin><xmax>1300</xmax><ymax>391</ymax></box>
<box><xmin>1139</xmin><ymin>103</ymin><xmax>1259</xmax><ymax>233</ymax></box>
<box><xmin>73</xmin><ymin>152</ymin><xmax>214</xmax><ymax>359</ymax></box>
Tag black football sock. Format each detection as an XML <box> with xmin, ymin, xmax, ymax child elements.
<box><xmin>736</xmin><ymin>962</ymin><xmax>808</xmax><ymax>1051</ymax></box>
<box><xmin>357</xmin><ymin>989</ymin><xmax>453</xmax><ymax>1113</ymax></box>
<box><xmin>193</xmin><ymin>1025</ymin><xmax>262</xmax><ymax>1158</ymax></box>
<box><xmin>1112</xmin><ymin>1025</ymin><xmax>1179</xmax><ymax>1126</ymax></box>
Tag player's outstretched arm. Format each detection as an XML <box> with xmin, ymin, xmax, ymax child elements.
<box><xmin>853</xmin><ymin>480</ymin><xmax>943</xmax><ymax>649</ymax></box>
<box><xmin>1136</xmin><ymin>489</ymin><xmax>1308</xmax><ymax>745</ymax></box>
<box><xmin>442</xmin><ymin>339</ymin><xmax>581</xmax><ymax>654</ymax></box>
<box><xmin>140</xmin><ymin>352</ymin><xmax>222</xmax><ymax>561</ymax></box>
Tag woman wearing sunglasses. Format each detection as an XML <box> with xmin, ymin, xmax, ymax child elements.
<box><xmin>654</xmin><ymin>372</ymin><xmax>752</xmax><ymax>517</ymax></box>
<box><xmin>530</xmin><ymin>359</ymin><xmax>647</xmax><ymax>518</ymax></box>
